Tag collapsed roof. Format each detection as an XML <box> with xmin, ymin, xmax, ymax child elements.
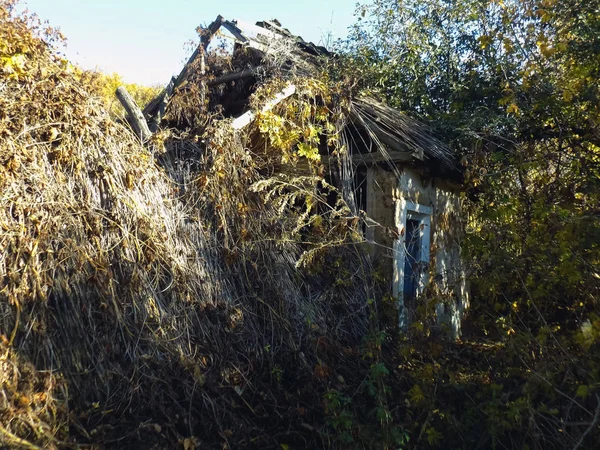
<box><xmin>143</xmin><ymin>15</ymin><xmax>458</xmax><ymax>174</ymax></box>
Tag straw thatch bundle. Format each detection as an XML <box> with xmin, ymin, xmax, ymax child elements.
<box><xmin>1</xmin><ymin>3</ymin><xmax>374</xmax><ymax>448</ymax></box>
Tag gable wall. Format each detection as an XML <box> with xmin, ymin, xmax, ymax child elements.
<box><xmin>365</xmin><ymin>165</ymin><xmax>469</xmax><ymax>338</ymax></box>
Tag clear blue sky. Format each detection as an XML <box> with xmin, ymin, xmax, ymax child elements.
<box><xmin>23</xmin><ymin>0</ymin><xmax>359</xmax><ymax>86</ymax></box>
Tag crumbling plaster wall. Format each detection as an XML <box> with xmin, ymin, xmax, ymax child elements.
<box><xmin>364</xmin><ymin>164</ymin><xmax>469</xmax><ymax>338</ymax></box>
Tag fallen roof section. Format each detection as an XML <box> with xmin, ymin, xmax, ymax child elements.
<box><xmin>140</xmin><ymin>15</ymin><xmax>459</xmax><ymax>174</ymax></box>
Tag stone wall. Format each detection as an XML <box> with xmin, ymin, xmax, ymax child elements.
<box><xmin>364</xmin><ymin>164</ymin><xmax>469</xmax><ymax>338</ymax></box>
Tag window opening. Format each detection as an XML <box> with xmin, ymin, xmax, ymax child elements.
<box><xmin>403</xmin><ymin>218</ymin><xmax>422</xmax><ymax>303</ymax></box>
<box><xmin>395</xmin><ymin>201</ymin><xmax>432</xmax><ymax>329</ymax></box>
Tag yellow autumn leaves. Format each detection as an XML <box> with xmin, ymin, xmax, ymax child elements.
<box><xmin>255</xmin><ymin>79</ymin><xmax>341</xmax><ymax>164</ymax></box>
<box><xmin>0</xmin><ymin>53</ymin><xmax>26</xmax><ymax>78</ymax></box>
<box><xmin>86</xmin><ymin>71</ymin><xmax>161</xmax><ymax>118</ymax></box>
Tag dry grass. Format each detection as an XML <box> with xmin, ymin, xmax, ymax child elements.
<box><xmin>1</xmin><ymin>3</ymin><xmax>374</xmax><ymax>447</ymax></box>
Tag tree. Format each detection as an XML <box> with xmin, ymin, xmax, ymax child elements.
<box><xmin>339</xmin><ymin>1</ymin><xmax>600</xmax><ymax>447</ymax></box>
<box><xmin>343</xmin><ymin>0</ymin><xmax>600</xmax><ymax>329</ymax></box>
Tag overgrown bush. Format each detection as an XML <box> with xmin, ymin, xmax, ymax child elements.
<box><xmin>0</xmin><ymin>1</ymin><xmax>374</xmax><ymax>448</ymax></box>
<box><xmin>333</xmin><ymin>0</ymin><xmax>600</xmax><ymax>448</ymax></box>
<box><xmin>3</xmin><ymin>0</ymin><xmax>599</xmax><ymax>448</ymax></box>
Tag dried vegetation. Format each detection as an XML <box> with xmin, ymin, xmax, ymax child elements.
<box><xmin>0</xmin><ymin>2</ymin><xmax>380</xmax><ymax>448</ymax></box>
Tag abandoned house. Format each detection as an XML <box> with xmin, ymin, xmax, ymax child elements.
<box><xmin>133</xmin><ymin>16</ymin><xmax>469</xmax><ymax>337</ymax></box>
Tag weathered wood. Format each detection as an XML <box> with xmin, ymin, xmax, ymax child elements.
<box><xmin>221</xmin><ymin>20</ymin><xmax>272</xmax><ymax>53</ymax></box>
<box><xmin>116</xmin><ymin>86</ymin><xmax>151</xmax><ymax>141</ymax></box>
<box><xmin>232</xmin><ymin>84</ymin><xmax>296</xmax><ymax>130</ymax></box>
<box><xmin>234</xmin><ymin>19</ymin><xmax>281</xmax><ymax>41</ymax></box>
<box><xmin>156</xmin><ymin>78</ymin><xmax>175</xmax><ymax>121</ymax></box>
<box><xmin>255</xmin><ymin>19</ymin><xmax>293</xmax><ymax>37</ymax></box>
<box><xmin>207</xmin><ymin>67</ymin><xmax>260</xmax><ymax>86</ymax></box>
<box><xmin>174</xmin><ymin>15</ymin><xmax>225</xmax><ymax>89</ymax></box>
<box><xmin>351</xmin><ymin>149</ymin><xmax>416</xmax><ymax>164</ymax></box>
<box><xmin>146</xmin><ymin>16</ymin><xmax>267</xmax><ymax>122</ymax></box>
<box><xmin>142</xmin><ymin>90</ymin><xmax>163</xmax><ymax>117</ymax></box>
<box><xmin>220</xmin><ymin>20</ymin><xmax>251</xmax><ymax>44</ymax></box>
<box><xmin>145</xmin><ymin>76</ymin><xmax>176</xmax><ymax>132</ymax></box>
<box><xmin>322</xmin><ymin>149</ymin><xmax>416</xmax><ymax>166</ymax></box>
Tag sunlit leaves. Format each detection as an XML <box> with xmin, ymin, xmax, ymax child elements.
<box><xmin>0</xmin><ymin>53</ymin><xmax>26</xmax><ymax>79</ymax></box>
<box><xmin>87</xmin><ymin>71</ymin><xmax>161</xmax><ymax>119</ymax></box>
<box><xmin>506</xmin><ymin>103</ymin><xmax>520</xmax><ymax>115</ymax></box>
<box><xmin>345</xmin><ymin>9</ymin><xmax>600</xmax><ymax>442</ymax></box>
<box><xmin>253</xmin><ymin>78</ymin><xmax>342</xmax><ymax>165</ymax></box>
<box><xmin>297</xmin><ymin>142</ymin><xmax>320</xmax><ymax>162</ymax></box>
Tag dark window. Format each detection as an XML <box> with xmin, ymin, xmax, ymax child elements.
<box><xmin>403</xmin><ymin>218</ymin><xmax>422</xmax><ymax>303</ymax></box>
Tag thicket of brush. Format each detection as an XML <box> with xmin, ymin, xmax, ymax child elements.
<box><xmin>0</xmin><ymin>2</ymin><xmax>383</xmax><ymax>448</ymax></box>
<box><xmin>6</xmin><ymin>1</ymin><xmax>599</xmax><ymax>448</ymax></box>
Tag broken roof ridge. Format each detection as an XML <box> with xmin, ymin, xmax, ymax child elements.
<box><xmin>142</xmin><ymin>14</ymin><xmax>459</xmax><ymax>174</ymax></box>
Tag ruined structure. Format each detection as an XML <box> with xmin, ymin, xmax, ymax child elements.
<box><xmin>137</xmin><ymin>16</ymin><xmax>470</xmax><ymax>337</ymax></box>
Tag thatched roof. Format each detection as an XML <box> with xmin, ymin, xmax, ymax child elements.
<box><xmin>145</xmin><ymin>15</ymin><xmax>459</xmax><ymax>174</ymax></box>
<box><xmin>1</xmin><ymin>7</ymin><xmax>377</xmax><ymax>447</ymax></box>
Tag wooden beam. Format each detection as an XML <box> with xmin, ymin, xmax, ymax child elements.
<box><xmin>235</xmin><ymin>19</ymin><xmax>282</xmax><ymax>40</ymax></box>
<box><xmin>116</xmin><ymin>86</ymin><xmax>151</xmax><ymax>141</ymax></box>
<box><xmin>221</xmin><ymin>20</ymin><xmax>271</xmax><ymax>52</ymax></box>
<box><xmin>255</xmin><ymin>20</ymin><xmax>293</xmax><ymax>37</ymax></box>
<box><xmin>201</xmin><ymin>16</ymin><xmax>225</xmax><ymax>47</ymax></box>
<box><xmin>146</xmin><ymin>76</ymin><xmax>175</xmax><ymax>132</ymax></box>
<box><xmin>221</xmin><ymin>20</ymin><xmax>251</xmax><ymax>44</ymax></box>
<box><xmin>145</xmin><ymin>16</ymin><xmax>224</xmax><ymax>120</ymax></box>
<box><xmin>174</xmin><ymin>15</ymin><xmax>225</xmax><ymax>89</ymax></box>
<box><xmin>232</xmin><ymin>84</ymin><xmax>296</xmax><ymax>130</ymax></box>
<box><xmin>207</xmin><ymin>67</ymin><xmax>260</xmax><ymax>86</ymax></box>
<box><xmin>351</xmin><ymin>149</ymin><xmax>416</xmax><ymax>164</ymax></box>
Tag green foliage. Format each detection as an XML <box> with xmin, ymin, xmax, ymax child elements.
<box><xmin>321</xmin><ymin>314</ymin><xmax>411</xmax><ymax>449</ymax></box>
<box><xmin>324</xmin><ymin>389</ymin><xmax>356</xmax><ymax>444</ymax></box>
<box><xmin>254</xmin><ymin>78</ymin><xmax>343</xmax><ymax>164</ymax></box>
<box><xmin>337</xmin><ymin>0</ymin><xmax>600</xmax><ymax>447</ymax></box>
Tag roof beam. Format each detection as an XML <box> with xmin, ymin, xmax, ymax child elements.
<box><xmin>207</xmin><ymin>67</ymin><xmax>261</xmax><ymax>86</ymax></box>
<box><xmin>116</xmin><ymin>86</ymin><xmax>152</xmax><ymax>141</ymax></box>
<box><xmin>232</xmin><ymin>84</ymin><xmax>296</xmax><ymax>130</ymax></box>
<box><xmin>351</xmin><ymin>149</ymin><xmax>416</xmax><ymax>165</ymax></box>
<box><xmin>173</xmin><ymin>15</ymin><xmax>225</xmax><ymax>89</ymax></box>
